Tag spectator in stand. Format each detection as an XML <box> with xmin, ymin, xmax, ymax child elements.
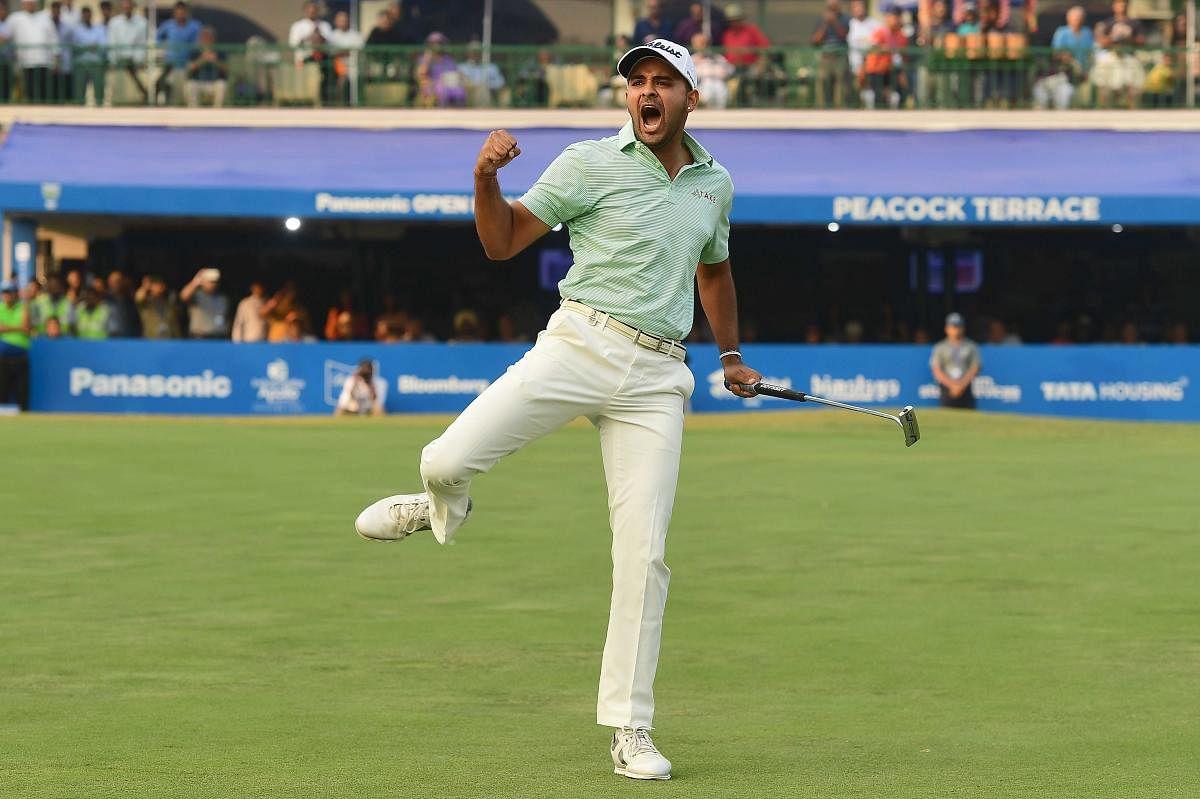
<box><xmin>366</xmin><ymin>8</ymin><xmax>408</xmax><ymax>45</ymax></box>
<box><xmin>812</xmin><ymin>0</ymin><xmax>850</xmax><ymax>108</ymax></box>
<box><xmin>401</xmin><ymin>315</ymin><xmax>434</xmax><ymax>342</ymax></box>
<box><xmin>180</xmin><ymin>268</ymin><xmax>229</xmax><ymax>338</ymax></box>
<box><xmin>282</xmin><ymin>310</ymin><xmax>315</xmax><ymax>342</ymax></box>
<box><xmin>1165</xmin><ymin>322</ymin><xmax>1189</xmax><ymax>344</ymax></box>
<box><xmin>956</xmin><ymin>2</ymin><xmax>980</xmax><ymax>33</ymax></box>
<box><xmin>289</xmin><ymin>1</ymin><xmax>332</xmax><ymax>101</ymax></box>
<box><xmin>986</xmin><ymin>318</ymin><xmax>1021</xmax><ymax>344</ymax></box>
<box><xmin>334</xmin><ymin>358</ymin><xmax>386</xmax><ymax>416</ymax></box>
<box><xmin>416</xmin><ymin>31</ymin><xmax>464</xmax><ymax>107</ymax></box>
<box><xmin>0</xmin><ymin>279</ymin><xmax>31</xmax><ymax>408</ymax></box>
<box><xmin>375</xmin><ymin>316</ymin><xmax>403</xmax><ymax>343</ymax></box>
<box><xmin>135</xmin><ymin>274</ymin><xmax>181</xmax><ymax>338</ymax></box>
<box><xmin>31</xmin><ymin>274</ymin><xmax>72</xmax><ymax>333</ymax></box>
<box><xmin>721</xmin><ymin>3</ymin><xmax>771</xmax><ymax>105</ymax></box>
<box><xmin>0</xmin><ymin>2</ymin><xmax>12</xmax><ymax>104</ymax></box>
<box><xmin>374</xmin><ymin>293</ymin><xmax>407</xmax><ymax>340</ymax></box>
<box><xmin>155</xmin><ymin>1</ymin><xmax>200</xmax><ymax>105</ymax></box>
<box><xmin>930</xmin><ymin>312</ymin><xmax>980</xmax><ymax>409</ymax></box>
<box><xmin>448</xmin><ymin>309</ymin><xmax>482</xmax><ymax>343</ymax></box>
<box><xmin>1142</xmin><ymin>52</ymin><xmax>1177</xmax><ymax>107</ymax></box>
<box><xmin>326</xmin><ymin>10</ymin><xmax>362</xmax><ymax>106</ymax></box>
<box><xmin>106</xmin><ymin>270</ymin><xmax>140</xmax><ymax>336</ymax></box>
<box><xmin>184</xmin><ymin>25</ymin><xmax>225</xmax><ymax>106</ymax></box>
<box><xmin>1118</xmin><ymin>320</ymin><xmax>1141</xmax><ymax>344</ymax></box>
<box><xmin>632</xmin><ymin>0</ymin><xmax>673</xmax><ymax>45</ymax></box>
<box><xmin>1049</xmin><ymin>320</ymin><xmax>1073</xmax><ymax>344</ymax></box>
<box><xmin>231</xmin><ymin>279</ymin><xmax>267</xmax><ymax>342</ymax></box>
<box><xmin>49</xmin><ymin>1</ymin><xmax>74</xmax><ymax>101</ymax></box>
<box><xmin>74</xmin><ymin>283</ymin><xmax>110</xmax><ymax>339</ymax></box>
<box><xmin>921</xmin><ymin>0</ymin><xmax>956</xmax><ymax>41</ymax></box>
<box><xmin>65</xmin><ymin>267</ymin><xmax>83</xmax><ymax>303</ymax></box>
<box><xmin>690</xmin><ymin>32</ymin><xmax>732</xmax><ymax>108</ymax></box>
<box><xmin>459</xmin><ymin>39</ymin><xmax>505</xmax><ymax>106</ymax></box>
<box><xmin>98</xmin><ymin>0</ymin><xmax>110</xmax><ymax>23</ymax></box>
<box><xmin>108</xmin><ymin>0</ymin><xmax>148</xmax><ymax>103</ymax></box>
<box><xmin>262</xmin><ymin>281</ymin><xmax>310</xmax><ymax>342</ymax></box>
<box><xmin>803</xmin><ymin>323</ymin><xmax>822</xmax><ymax>343</ymax></box>
<box><xmin>1033</xmin><ymin>6</ymin><xmax>1091</xmax><ymax>110</ymax></box>
<box><xmin>843</xmin><ymin>319</ymin><xmax>864</xmax><ymax>343</ymax></box>
<box><xmin>1093</xmin><ymin>0</ymin><xmax>1145</xmax><ymax>110</ymax></box>
<box><xmin>846</xmin><ymin>0</ymin><xmax>879</xmax><ymax>105</ymax></box>
<box><xmin>861</xmin><ymin>7</ymin><xmax>907</xmax><ymax>109</ymax></box>
<box><xmin>324</xmin><ymin>288</ymin><xmax>369</xmax><ymax>341</ymax></box>
<box><xmin>8</xmin><ymin>0</ymin><xmax>57</xmax><ymax>102</ymax></box>
<box><xmin>674</xmin><ymin>3</ymin><xmax>722</xmax><ymax>49</ymax></box>
<box><xmin>71</xmin><ymin>4</ymin><xmax>105</xmax><ymax>104</ymax></box>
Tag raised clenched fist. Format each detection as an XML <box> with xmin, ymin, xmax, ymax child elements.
<box><xmin>475</xmin><ymin>129</ymin><xmax>521</xmax><ymax>177</ymax></box>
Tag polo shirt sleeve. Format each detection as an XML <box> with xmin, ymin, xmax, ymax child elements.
<box><xmin>700</xmin><ymin>176</ymin><xmax>733</xmax><ymax>264</ymax></box>
<box><xmin>518</xmin><ymin>145</ymin><xmax>592</xmax><ymax>229</ymax></box>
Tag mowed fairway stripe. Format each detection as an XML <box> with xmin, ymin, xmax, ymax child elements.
<box><xmin>1</xmin><ymin>411</ymin><xmax>1197</xmax><ymax>799</ymax></box>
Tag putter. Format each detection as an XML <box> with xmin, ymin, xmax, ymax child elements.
<box><xmin>726</xmin><ymin>381</ymin><xmax>921</xmax><ymax>447</ymax></box>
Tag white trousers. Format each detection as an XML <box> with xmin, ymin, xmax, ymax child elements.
<box><xmin>420</xmin><ymin>308</ymin><xmax>694</xmax><ymax>728</ymax></box>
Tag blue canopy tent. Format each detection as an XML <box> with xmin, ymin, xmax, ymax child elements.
<box><xmin>1</xmin><ymin>123</ymin><xmax>1199</xmax><ymax>228</ymax></box>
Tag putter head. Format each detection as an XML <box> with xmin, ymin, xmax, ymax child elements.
<box><xmin>898</xmin><ymin>406</ymin><xmax>920</xmax><ymax>447</ymax></box>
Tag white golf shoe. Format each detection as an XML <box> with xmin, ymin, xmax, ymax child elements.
<box><xmin>354</xmin><ymin>493</ymin><xmax>471</xmax><ymax>543</ymax></box>
<box><xmin>611</xmin><ymin>727</ymin><xmax>672</xmax><ymax>780</ymax></box>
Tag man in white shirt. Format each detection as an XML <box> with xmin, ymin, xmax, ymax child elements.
<box><xmin>49</xmin><ymin>0</ymin><xmax>74</xmax><ymax>100</ymax></box>
<box><xmin>325</xmin><ymin>9</ymin><xmax>361</xmax><ymax>105</ymax></box>
<box><xmin>846</xmin><ymin>0</ymin><xmax>880</xmax><ymax>104</ymax></box>
<box><xmin>106</xmin><ymin>0</ymin><xmax>146</xmax><ymax>101</ymax></box>
<box><xmin>335</xmin><ymin>359</ymin><xmax>387</xmax><ymax>416</ymax></box>
<box><xmin>288</xmin><ymin>1</ymin><xmax>331</xmax><ymax>64</ymax></box>
<box><xmin>7</xmin><ymin>0</ymin><xmax>58</xmax><ymax>101</ymax></box>
<box><xmin>231</xmin><ymin>280</ymin><xmax>268</xmax><ymax>343</ymax></box>
<box><xmin>0</xmin><ymin>1</ymin><xmax>14</xmax><ymax>102</ymax></box>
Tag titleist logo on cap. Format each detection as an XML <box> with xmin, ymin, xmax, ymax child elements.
<box><xmin>649</xmin><ymin>41</ymin><xmax>683</xmax><ymax>58</ymax></box>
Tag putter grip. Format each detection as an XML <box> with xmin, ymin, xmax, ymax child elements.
<box><xmin>725</xmin><ymin>381</ymin><xmax>809</xmax><ymax>402</ymax></box>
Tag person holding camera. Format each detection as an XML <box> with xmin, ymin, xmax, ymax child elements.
<box><xmin>335</xmin><ymin>359</ymin><xmax>386</xmax><ymax>416</ymax></box>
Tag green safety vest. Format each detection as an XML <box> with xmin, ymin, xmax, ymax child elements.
<box><xmin>75</xmin><ymin>303</ymin><xmax>111</xmax><ymax>340</ymax></box>
<box><xmin>31</xmin><ymin>294</ymin><xmax>73</xmax><ymax>333</ymax></box>
<box><xmin>0</xmin><ymin>300</ymin><xmax>30</xmax><ymax>350</ymax></box>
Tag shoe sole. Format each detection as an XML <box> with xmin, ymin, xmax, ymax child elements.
<box><xmin>613</xmin><ymin>767</ymin><xmax>670</xmax><ymax>780</ymax></box>
<box><xmin>355</xmin><ymin>527</ymin><xmax>409</xmax><ymax>542</ymax></box>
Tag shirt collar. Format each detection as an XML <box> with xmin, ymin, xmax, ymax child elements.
<box><xmin>617</xmin><ymin>121</ymin><xmax>713</xmax><ymax>167</ymax></box>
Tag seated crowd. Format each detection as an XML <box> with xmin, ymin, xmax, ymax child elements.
<box><xmin>0</xmin><ymin>0</ymin><xmax>1193</xmax><ymax>109</ymax></box>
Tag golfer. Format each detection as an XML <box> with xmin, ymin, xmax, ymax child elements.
<box><xmin>354</xmin><ymin>38</ymin><xmax>761</xmax><ymax>781</ymax></box>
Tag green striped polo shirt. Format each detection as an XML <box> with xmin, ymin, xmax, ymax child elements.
<box><xmin>519</xmin><ymin>121</ymin><xmax>733</xmax><ymax>340</ymax></box>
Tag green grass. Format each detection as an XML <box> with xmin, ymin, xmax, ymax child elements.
<box><xmin>1</xmin><ymin>410</ymin><xmax>1198</xmax><ymax>798</ymax></box>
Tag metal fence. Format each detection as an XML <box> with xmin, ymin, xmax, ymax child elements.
<box><xmin>0</xmin><ymin>42</ymin><xmax>1196</xmax><ymax>109</ymax></box>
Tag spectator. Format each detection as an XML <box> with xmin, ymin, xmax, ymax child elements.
<box><xmin>49</xmin><ymin>0</ymin><xmax>74</xmax><ymax>101</ymax></box>
<box><xmin>401</xmin><ymin>315</ymin><xmax>434</xmax><ymax>342</ymax></box>
<box><xmin>288</xmin><ymin>0</ymin><xmax>330</xmax><ymax>63</ymax></box>
<box><xmin>155</xmin><ymin>0</ymin><xmax>200</xmax><ymax>105</ymax></box>
<box><xmin>0</xmin><ymin>2</ymin><xmax>12</xmax><ymax>103</ymax></box>
<box><xmin>0</xmin><ymin>279</ymin><xmax>31</xmax><ymax>408</ymax></box>
<box><xmin>183</xmin><ymin>25</ymin><xmax>225</xmax><ymax>106</ymax></box>
<box><xmin>515</xmin><ymin>47</ymin><xmax>550</xmax><ymax>106</ymax></box>
<box><xmin>986</xmin><ymin>318</ymin><xmax>1021</xmax><ymax>344</ymax></box>
<box><xmin>231</xmin><ymin>279</ymin><xmax>268</xmax><ymax>342</ymax></box>
<box><xmin>262</xmin><ymin>281</ymin><xmax>309</xmax><ymax>342</ymax></box>
<box><xmin>105</xmin><ymin>270</ymin><xmax>140</xmax><ymax>337</ymax></box>
<box><xmin>929</xmin><ymin>312</ymin><xmax>980</xmax><ymax>409</ymax></box>
<box><xmin>366</xmin><ymin>8</ymin><xmax>408</xmax><ymax>46</ymax></box>
<box><xmin>374</xmin><ymin>293</ymin><xmax>407</xmax><ymax>341</ymax></box>
<box><xmin>674</xmin><ymin>3</ymin><xmax>722</xmax><ymax>48</ymax></box>
<box><xmin>1165</xmin><ymin>322</ymin><xmax>1189</xmax><ymax>344</ymax></box>
<box><xmin>326</xmin><ymin>10</ymin><xmax>361</xmax><ymax>105</ymax></box>
<box><xmin>921</xmin><ymin>0</ymin><xmax>956</xmax><ymax>42</ymax></box>
<box><xmin>812</xmin><ymin>0</ymin><xmax>850</xmax><ymax>108</ymax></box>
<box><xmin>1033</xmin><ymin>6</ymin><xmax>1091</xmax><ymax>110</ymax></box>
<box><xmin>180</xmin><ymin>268</ymin><xmax>229</xmax><ymax>338</ymax></box>
<box><xmin>324</xmin><ymin>288</ymin><xmax>369</xmax><ymax>341</ymax></box>
<box><xmin>107</xmin><ymin>0</ymin><xmax>147</xmax><ymax>103</ymax></box>
<box><xmin>459</xmin><ymin>39</ymin><xmax>505</xmax><ymax>106</ymax></box>
<box><xmin>843</xmin><ymin>319</ymin><xmax>864</xmax><ymax>343</ymax></box>
<box><xmin>374</xmin><ymin>316</ymin><xmax>403</xmax><ymax>343</ymax></box>
<box><xmin>632</xmin><ymin>0</ymin><xmax>673</xmax><ymax>45</ymax></box>
<box><xmin>71</xmin><ymin>4</ymin><xmax>104</xmax><ymax>104</ymax></box>
<box><xmin>31</xmin><ymin>274</ymin><xmax>72</xmax><ymax>333</ymax></box>
<box><xmin>449</xmin><ymin>309</ymin><xmax>482</xmax><ymax>343</ymax></box>
<box><xmin>43</xmin><ymin>315</ymin><xmax>63</xmax><ymax>337</ymax></box>
<box><xmin>1049</xmin><ymin>319</ymin><xmax>1073</xmax><ymax>344</ymax></box>
<box><xmin>721</xmin><ymin>3</ymin><xmax>772</xmax><ymax>105</ymax></box>
<box><xmin>135</xmin><ymin>274</ymin><xmax>181</xmax><ymax>338</ymax></box>
<box><xmin>846</xmin><ymin>0</ymin><xmax>879</xmax><ymax>102</ymax></box>
<box><xmin>1093</xmin><ymin>0</ymin><xmax>1145</xmax><ymax>110</ymax></box>
<box><xmin>8</xmin><ymin>0</ymin><xmax>57</xmax><ymax>102</ymax></box>
<box><xmin>1118</xmin><ymin>320</ymin><xmax>1141</xmax><ymax>344</ymax></box>
<box><xmin>912</xmin><ymin>327</ymin><xmax>931</xmax><ymax>344</ymax></box>
<box><xmin>1142</xmin><ymin>52</ymin><xmax>1177</xmax><ymax>107</ymax></box>
<box><xmin>861</xmin><ymin>7</ymin><xmax>907</xmax><ymax>109</ymax></box>
<box><xmin>65</xmin><ymin>267</ymin><xmax>84</xmax><ymax>303</ymax></box>
<box><xmin>803</xmin><ymin>322</ymin><xmax>822</xmax><ymax>344</ymax></box>
<box><xmin>690</xmin><ymin>32</ymin><xmax>732</xmax><ymax>108</ymax></box>
<box><xmin>416</xmin><ymin>31</ymin><xmax>464</xmax><ymax>107</ymax></box>
<box><xmin>74</xmin><ymin>283</ymin><xmax>110</xmax><ymax>338</ymax></box>
<box><xmin>98</xmin><ymin>0</ymin><xmax>110</xmax><ymax>23</ymax></box>
<box><xmin>282</xmin><ymin>310</ymin><xmax>315</xmax><ymax>343</ymax></box>
<box><xmin>956</xmin><ymin>2</ymin><xmax>980</xmax><ymax>33</ymax></box>
<box><xmin>334</xmin><ymin>358</ymin><xmax>386</xmax><ymax>416</ymax></box>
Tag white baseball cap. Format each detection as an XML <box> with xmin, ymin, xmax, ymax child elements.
<box><xmin>617</xmin><ymin>39</ymin><xmax>698</xmax><ymax>91</ymax></box>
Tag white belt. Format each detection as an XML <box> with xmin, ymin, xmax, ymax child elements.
<box><xmin>560</xmin><ymin>300</ymin><xmax>687</xmax><ymax>362</ymax></box>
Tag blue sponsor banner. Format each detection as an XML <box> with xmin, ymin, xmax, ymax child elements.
<box><xmin>29</xmin><ymin>340</ymin><xmax>1199</xmax><ymax>421</ymax></box>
